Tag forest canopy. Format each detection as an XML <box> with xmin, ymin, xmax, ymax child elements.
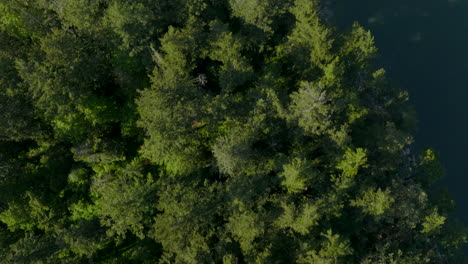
<box><xmin>0</xmin><ymin>0</ymin><xmax>466</xmax><ymax>263</ymax></box>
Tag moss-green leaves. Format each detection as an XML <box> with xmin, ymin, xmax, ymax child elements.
<box><xmin>351</xmin><ymin>187</ymin><xmax>395</xmax><ymax>216</ymax></box>
<box><xmin>421</xmin><ymin>209</ymin><xmax>446</xmax><ymax>234</ymax></box>
<box><xmin>290</xmin><ymin>82</ymin><xmax>333</xmax><ymax>136</ymax></box>
<box><xmin>280</xmin><ymin>158</ymin><xmax>313</xmax><ymax>193</ymax></box>
<box><xmin>334</xmin><ymin>148</ymin><xmax>367</xmax><ymax>189</ymax></box>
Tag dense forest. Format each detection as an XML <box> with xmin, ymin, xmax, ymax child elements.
<box><xmin>0</xmin><ymin>0</ymin><xmax>466</xmax><ymax>263</ymax></box>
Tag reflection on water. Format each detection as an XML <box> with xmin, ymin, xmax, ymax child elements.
<box><xmin>409</xmin><ymin>32</ymin><xmax>423</xmax><ymax>42</ymax></box>
<box><xmin>332</xmin><ymin>0</ymin><xmax>468</xmax><ymax>228</ymax></box>
<box><xmin>367</xmin><ymin>13</ymin><xmax>385</xmax><ymax>25</ymax></box>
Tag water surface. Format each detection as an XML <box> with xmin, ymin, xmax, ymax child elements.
<box><xmin>331</xmin><ymin>0</ymin><xmax>467</xmax><ymax>225</ymax></box>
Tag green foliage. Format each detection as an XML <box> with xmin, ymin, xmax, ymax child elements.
<box><xmin>298</xmin><ymin>230</ymin><xmax>353</xmax><ymax>264</ymax></box>
<box><xmin>227</xmin><ymin>209</ymin><xmax>264</xmax><ymax>253</ymax></box>
<box><xmin>351</xmin><ymin>187</ymin><xmax>395</xmax><ymax>216</ymax></box>
<box><xmin>91</xmin><ymin>160</ymin><xmax>157</xmax><ymax>239</ymax></box>
<box><xmin>138</xmin><ymin>27</ymin><xmax>211</xmax><ymax>174</ymax></box>
<box><xmin>0</xmin><ymin>0</ymin><xmax>53</xmax><ymax>38</ymax></box>
<box><xmin>0</xmin><ymin>0</ymin><xmax>465</xmax><ymax>263</ymax></box>
<box><xmin>16</xmin><ymin>28</ymin><xmax>119</xmax><ymax>141</ymax></box>
<box><xmin>229</xmin><ymin>0</ymin><xmax>290</xmax><ymax>33</ymax></box>
<box><xmin>421</xmin><ymin>209</ymin><xmax>446</xmax><ymax>234</ymax></box>
<box><xmin>0</xmin><ymin>201</ymin><xmax>36</xmax><ymax>232</ymax></box>
<box><xmin>207</xmin><ymin>21</ymin><xmax>255</xmax><ymax>92</ymax></box>
<box><xmin>334</xmin><ymin>147</ymin><xmax>367</xmax><ymax>189</ymax></box>
<box><xmin>150</xmin><ymin>176</ymin><xmax>219</xmax><ymax>263</ymax></box>
<box><xmin>340</xmin><ymin>22</ymin><xmax>378</xmax><ymax>65</ymax></box>
<box><xmin>283</xmin><ymin>0</ymin><xmax>333</xmax><ymax>68</ymax></box>
<box><xmin>0</xmin><ymin>193</ymin><xmax>54</xmax><ymax>232</ymax></box>
<box><xmin>0</xmin><ymin>52</ymin><xmax>42</xmax><ymax>140</ymax></box>
<box><xmin>212</xmin><ymin>118</ymin><xmax>268</xmax><ymax>176</ymax></box>
<box><xmin>44</xmin><ymin>0</ymin><xmax>106</xmax><ymax>31</ymax></box>
<box><xmin>56</xmin><ymin>218</ymin><xmax>107</xmax><ymax>257</ymax></box>
<box><xmin>1</xmin><ymin>233</ymin><xmax>60</xmax><ymax>264</ymax></box>
<box><xmin>280</xmin><ymin>158</ymin><xmax>313</xmax><ymax>193</ymax></box>
<box><xmin>290</xmin><ymin>81</ymin><xmax>333</xmax><ymax>135</ymax></box>
<box><xmin>104</xmin><ymin>0</ymin><xmax>186</xmax><ymax>55</ymax></box>
<box><xmin>416</xmin><ymin>148</ymin><xmax>444</xmax><ymax>186</ymax></box>
<box><xmin>274</xmin><ymin>201</ymin><xmax>320</xmax><ymax>234</ymax></box>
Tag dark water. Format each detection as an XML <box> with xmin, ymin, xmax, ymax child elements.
<box><xmin>331</xmin><ymin>0</ymin><xmax>467</xmax><ymax>225</ymax></box>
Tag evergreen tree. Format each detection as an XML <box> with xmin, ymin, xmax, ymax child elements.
<box><xmin>0</xmin><ymin>0</ymin><xmax>465</xmax><ymax>263</ymax></box>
